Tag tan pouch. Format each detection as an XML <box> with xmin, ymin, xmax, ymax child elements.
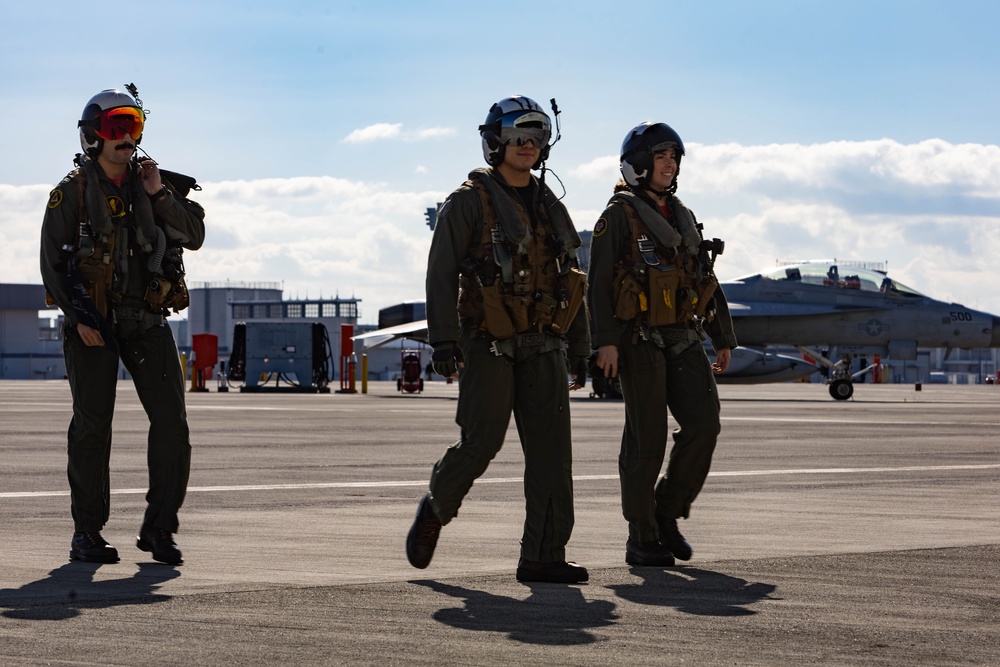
<box><xmin>480</xmin><ymin>281</ymin><xmax>518</xmax><ymax>339</ymax></box>
<box><xmin>509</xmin><ymin>296</ymin><xmax>531</xmax><ymax>333</ymax></box>
<box><xmin>612</xmin><ymin>269</ymin><xmax>643</xmax><ymax>321</ymax></box>
<box><xmin>533</xmin><ymin>292</ymin><xmax>558</xmax><ymax>329</ymax></box>
<box><xmin>77</xmin><ymin>254</ymin><xmax>113</xmax><ymax>318</ymax></box>
<box><xmin>647</xmin><ymin>267</ymin><xmax>680</xmax><ymax>326</ymax></box>
<box><xmin>692</xmin><ymin>275</ymin><xmax>719</xmax><ymax>317</ymax></box>
<box><xmin>551</xmin><ymin>267</ymin><xmax>587</xmax><ymax>334</ymax></box>
<box><xmin>144</xmin><ymin>277</ymin><xmax>171</xmax><ymax>309</ymax></box>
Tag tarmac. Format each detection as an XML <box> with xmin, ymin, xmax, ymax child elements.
<box><xmin>0</xmin><ymin>378</ymin><xmax>998</xmax><ymax>666</ymax></box>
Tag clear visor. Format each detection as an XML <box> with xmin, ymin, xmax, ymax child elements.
<box><xmin>650</xmin><ymin>141</ymin><xmax>679</xmax><ymax>158</ymax></box>
<box><xmin>497</xmin><ymin>110</ymin><xmax>551</xmax><ymax>148</ymax></box>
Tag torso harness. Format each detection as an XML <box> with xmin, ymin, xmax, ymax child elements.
<box><xmin>457</xmin><ymin>170</ymin><xmax>587</xmax><ymax>343</ymax></box>
<box><xmin>610</xmin><ymin>192</ymin><xmax>719</xmax><ymax>331</ymax></box>
<box><xmin>49</xmin><ymin>156</ymin><xmax>190</xmax><ymax>324</ymax></box>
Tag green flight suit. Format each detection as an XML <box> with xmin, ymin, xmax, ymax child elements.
<box><xmin>588</xmin><ymin>191</ymin><xmax>738</xmax><ymax>543</ymax></box>
<box><xmin>40</xmin><ymin>159</ymin><xmax>205</xmax><ymax>534</ymax></box>
<box><xmin>425</xmin><ymin>168</ymin><xmax>590</xmax><ymax>563</ymax></box>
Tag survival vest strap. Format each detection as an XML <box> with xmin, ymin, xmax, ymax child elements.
<box><xmin>67</xmin><ymin>160</ymin><xmax>193</xmax><ymax>315</ymax></box>
<box><xmin>457</xmin><ymin>174</ymin><xmax>586</xmax><ymax>340</ymax></box>
<box><xmin>614</xmin><ymin>197</ymin><xmax>719</xmax><ymax>330</ymax></box>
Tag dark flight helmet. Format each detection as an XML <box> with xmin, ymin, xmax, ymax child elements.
<box><xmin>620</xmin><ymin>121</ymin><xmax>685</xmax><ymax>189</ymax></box>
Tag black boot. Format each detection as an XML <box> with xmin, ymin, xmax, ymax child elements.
<box><xmin>70</xmin><ymin>531</ymin><xmax>120</xmax><ymax>563</ymax></box>
<box><xmin>406</xmin><ymin>494</ymin><xmax>442</xmax><ymax>569</ymax></box>
<box><xmin>137</xmin><ymin>524</ymin><xmax>183</xmax><ymax>565</ymax></box>
<box><xmin>658</xmin><ymin>517</ymin><xmax>693</xmax><ymax>561</ymax></box>
<box><xmin>625</xmin><ymin>539</ymin><xmax>675</xmax><ymax>566</ymax></box>
<box><xmin>515</xmin><ymin>558</ymin><xmax>589</xmax><ymax>583</ymax></box>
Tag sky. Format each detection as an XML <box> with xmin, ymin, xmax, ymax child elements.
<box><xmin>2</xmin><ymin>0</ymin><xmax>999</xmax><ymax>325</ymax></box>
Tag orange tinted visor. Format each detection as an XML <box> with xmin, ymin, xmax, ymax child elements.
<box><xmin>89</xmin><ymin>106</ymin><xmax>145</xmax><ymax>141</ymax></box>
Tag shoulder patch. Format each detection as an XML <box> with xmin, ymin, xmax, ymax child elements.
<box><xmin>47</xmin><ymin>189</ymin><xmax>63</xmax><ymax>209</ymax></box>
<box><xmin>593</xmin><ymin>218</ymin><xmax>608</xmax><ymax>238</ymax></box>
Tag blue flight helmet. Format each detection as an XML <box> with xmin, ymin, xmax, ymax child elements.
<box><xmin>620</xmin><ymin>121</ymin><xmax>685</xmax><ymax>193</ymax></box>
<box><xmin>479</xmin><ymin>96</ymin><xmax>552</xmax><ymax>170</ymax></box>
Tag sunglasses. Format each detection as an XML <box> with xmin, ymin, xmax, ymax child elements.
<box><xmin>496</xmin><ymin>110</ymin><xmax>551</xmax><ymax>148</ymax></box>
<box><xmin>79</xmin><ymin>106</ymin><xmax>145</xmax><ymax>141</ymax></box>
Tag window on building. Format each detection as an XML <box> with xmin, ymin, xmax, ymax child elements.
<box><xmin>233</xmin><ymin>304</ymin><xmax>249</xmax><ymax>319</ymax></box>
<box><xmin>305</xmin><ymin>303</ymin><xmax>319</xmax><ymax>318</ymax></box>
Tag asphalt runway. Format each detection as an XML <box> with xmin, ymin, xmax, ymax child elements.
<box><xmin>1</xmin><ymin>378</ymin><xmax>998</xmax><ymax>666</ymax></box>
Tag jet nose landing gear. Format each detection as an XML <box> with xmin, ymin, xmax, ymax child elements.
<box><xmin>829</xmin><ymin>379</ymin><xmax>854</xmax><ymax>400</ymax></box>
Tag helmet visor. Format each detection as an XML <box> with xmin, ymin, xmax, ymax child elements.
<box><xmin>83</xmin><ymin>106</ymin><xmax>145</xmax><ymax>141</ymax></box>
<box><xmin>497</xmin><ymin>110</ymin><xmax>551</xmax><ymax>148</ymax></box>
<box><xmin>650</xmin><ymin>141</ymin><xmax>679</xmax><ymax>157</ymax></box>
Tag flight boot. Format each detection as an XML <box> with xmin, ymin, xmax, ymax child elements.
<box><xmin>406</xmin><ymin>494</ymin><xmax>442</xmax><ymax>569</ymax></box>
<box><xmin>70</xmin><ymin>531</ymin><xmax>120</xmax><ymax>563</ymax></box>
<box><xmin>625</xmin><ymin>539</ymin><xmax>676</xmax><ymax>567</ymax></box>
<box><xmin>658</xmin><ymin>517</ymin><xmax>693</xmax><ymax>561</ymax></box>
<box><xmin>137</xmin><ymin>524</ymin><xmax>183</xmax><ymax>565</ymax></box>
<box><xmin>515</xmin><ymin>559</ymin><xmax>589</xmax><ymax>584</ymax></box>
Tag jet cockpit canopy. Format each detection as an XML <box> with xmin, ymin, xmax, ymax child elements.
<box><xmin>738</xmin><ymin>262</ymin><xmax>925</xmax><ymax>298</ymax></box>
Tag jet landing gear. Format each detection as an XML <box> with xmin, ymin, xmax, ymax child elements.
<box><xmin>796</xmin><ymin>346</ymin><xmax>865</xmax><ymax>401</ymax></box>
<box><xmin>828</xmin><ymin>379</ymin><xmax>854</xmax><ymax>400</ymax></box>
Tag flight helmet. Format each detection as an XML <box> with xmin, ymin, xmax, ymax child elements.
<box><xmin>620</xmin><ymin>121</ymin><xmax>685</xmax><ymax>191</ymax></box>
<box><xmin>479</xmin><ymin>96</ymin><xmax>552</xmax><ymax>169</ymax></box>
<box><xmin>78</xmin><ymin>88</ymin><xmax>145</xmax><ymax>159</ymax></box>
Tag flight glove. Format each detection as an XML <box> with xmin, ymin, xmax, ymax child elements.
<box><xmin>432</xmin><ymin>342</ymin><xmax>464</xmax><ymax>377</ymax></box>
<box><xmin>568</xmin><ymin>355</ymin><xmax>589</xmax><ymax>387</ymax></box>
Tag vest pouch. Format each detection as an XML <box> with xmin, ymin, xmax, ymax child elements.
<box><xmin>533</xmin><ymin>292</ymin><xmax>558</xmax><ymax>329</ymax></box>
<box><xmin>612</xmin><ymin>269</ymin><xmax>644</xmax><ymax>321</ymax></box>
<box><xmin>509</xmin><ymin>296</ymin><xmax>531</xmax><ymax>333</ymax></box>
<box><xmin>550</xmin><ymin>267</ymin><xmax>587</xmax><ymax>334</ymax></box>
<box><xmin>167</xmin><ymin>275</ymin><xmax>191</xmax><ymax>312</ymax></box>
<box><xmin>480</xmin><ymin>281</ymin><xmax>518</xmax><ymax>339</ymax></box>
<box><xmin>646</xmin><ymin>266</ymin><xmax>680</xmax><ymax>326</ymax></box>
<box><xmin>692</xmin><ymin>274</ymin><xmax>719</xmax><ymax>317</ymax></box>
<box><xmin>144</xmin><ymin>276</ymin><xmax>172</xmax><ymax>310</ymax></box>
<box><xmin>457</xmin><ymin>279</ymin><xmax>485</xmax><ymax>322</ymax></box>
<box><xmin>77</xmin><ymin>254</ymin><xmax>114</xmax><ymax>319</ymax></box>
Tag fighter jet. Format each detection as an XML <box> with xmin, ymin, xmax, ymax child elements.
<box><xmin>352</xmin><ymin>315</ymin><xmax>820</xmax><ymax>385</ymax></box>
<box><xmin>722</xmin><ymin>260</ymin><xmax>1000</xmax><ymax>399</ymax></box>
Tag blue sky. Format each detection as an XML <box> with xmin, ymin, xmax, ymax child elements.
<box><xmin>2</xmin><ymin>0</ymin><xmax>999</xmax><ymax>323</ymax></box>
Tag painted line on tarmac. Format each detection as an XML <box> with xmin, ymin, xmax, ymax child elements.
<box><xmin>3</xmin><ymin>463</ymin><xmax>999</xmax><ymax>499</ymax></box>
<box><xmin>721</xmin><ymin>416</ymin><xmax>1000</xmax><ymax>426</ymax></box>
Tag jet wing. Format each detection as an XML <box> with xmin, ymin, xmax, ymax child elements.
<box><xmin>727</xmin><ymin>302</ymin><xmax>886</xmax><ymax>317</ymax></box>
<box><xmin>352</xmin><ymin>319</ymin><xmax>429</xmax><ymax>350</ymax></box>
<box><xmin>713</xmin><ymin>347</ymin><xmax>820</xmax><ymax>384</ymax></box>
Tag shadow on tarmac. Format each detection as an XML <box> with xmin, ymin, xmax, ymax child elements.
<box><xmin>0</xmin><ymin>561</ymin><xmax>180</xmax><ymax>621</ymax></box>
<box><xmin>608</xmin><ymin>567</ymin><xmax>779</xmax><ymax>616</ymax></box>
<box><xmin>411</xmin><ymin>579</ymin><xmax>618</xmax><ymax>645</ymax></box>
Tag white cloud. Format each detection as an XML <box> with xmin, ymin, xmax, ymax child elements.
<box><xmin>342</xmin><ymin>123</ymin><xmax>456</xmax><ymax>144</ymax></box>
<box><xmin>410</xmin><ymin>127</ymin><xmax>456</xmax><ymax>140</ymax></box>
<box><xmin>343</xmin><ymin>123</ymin><xmax>403</xmax><ymax>143</ymax></box>
<box><xmin>7</xmin><ymin>139</ymin><xmax>1000</xmax><ymax>325</ymax></box>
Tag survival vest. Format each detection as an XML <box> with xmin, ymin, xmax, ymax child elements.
<box><xmin>457</xmin><ymin>172</ymin><xmax>586</xmax><ymax>340</ymax></box>
<box><xmin>611</xmin><ymin>195</ymin><xmax>719</xmax><ymax>327</ymax></box>
<box><xmin>46</xmin><ymin>158</ymin><xmax>194</xmax><ymax>318</ymax></box>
